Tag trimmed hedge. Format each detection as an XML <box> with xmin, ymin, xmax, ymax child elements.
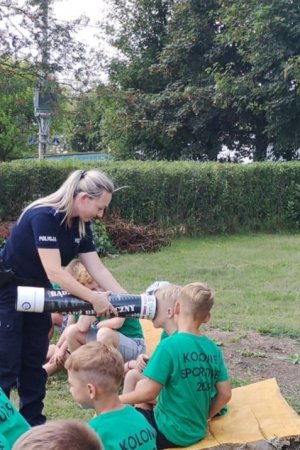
<box><xmin>0</xmin><ymin>160</ymin><xmax>299</xmax><ymax>234</ymax></box>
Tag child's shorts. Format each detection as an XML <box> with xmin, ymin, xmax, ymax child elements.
<box><xmin>86</xmin><ymin>324</ymin><xmax>146</xmax><ymax>362</ymax></box>
<box><xmin>118</xmin><ymin>335</ymin><xmax>146</xmax><ymax>362</ymax></box>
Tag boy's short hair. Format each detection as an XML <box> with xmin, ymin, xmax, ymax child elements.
<box><xmin>180</xmin><ymin>282</ymin><xmax>214</xmax><ymax>319</ymax></box>
<box><xmin>66</xmin><ymin>259</ymin><xmax>93</xmax><ymax>286</ymax></box>
<box><xmin>155</xmin><ymin>284</ymin><xmax>182</xmax><ymax>308</ymax></box>
<box><xmin>65</xmin><ymin>341</ymin><xmax>124</xmax><ymax>392</ymax></box>
<box><xmin>12</xmin><ymin>419</ymin><xmax>103</xmax><ymax>450</ymax></box>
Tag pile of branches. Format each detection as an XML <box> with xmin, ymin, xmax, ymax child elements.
<box><xmin>0</xmin><ymin>221</ymin><xmax>14</xmax><ymax>240</ymax></box>
<box><xmin>103</xmin><ymin>215</ymin><xmax>171</xmax><ymax>254</ymax></box>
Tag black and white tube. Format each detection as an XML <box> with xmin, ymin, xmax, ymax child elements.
<box><xmin>16</xmin><ymin>286</ymin><xmax>156</xmax><ymax>320</ymax></box>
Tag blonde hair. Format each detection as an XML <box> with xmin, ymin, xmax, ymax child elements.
<box><xmin>180</xmin><ymin>282</ymin><xmax>214</xmax><ymax>320</ymax></box>
<box><xmin>66</xmin><ymin>259</ymin><xmax>94</xmax><ymax>286</ymax></box>
<box><xmin>155</xmin><ymin>284</ymin><xmax>182</xmax><ymax>308</ymax></box>
<box><xmin>12</xmin><ymin>419</ymin><xmax>103</xmax><ymax>450</ymax></box>
<box><xmin>65</xmin><ymin>341</ymin><xmax>124</xmax><ymax>392</ymax></box>
<box><xmin>19</xmin><ymin>169</ymin><xmax>114</xmax><ymax>238</ymax></box>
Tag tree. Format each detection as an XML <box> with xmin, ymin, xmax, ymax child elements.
<box><xmin>100</xmin><ymin>0</ymin><xmax>233</xmax><ymax>161</ymax></box>
<box><xmin>0</xmin><ymin>62</ymin><xmax>37</xmax><ymax>161</ymax></box>
<box><xmin>0</xmin><ymin>0</ymin><xmax>93</xmax><ymax>85</ymax></box>
<box><xmin>69</xmin><ymin>90</ymin><xmax>104</xmax><ymax>152</ymax></box>
<box><xmin>100</xmin><ymin>0</ymin><xmax>300</xmax><ymax>161</ymax></box>
<box><xmin>101</xmin><ymin>0</ymin><xmax>173</xmax><ymax>92</ymax></box>
<box><xmin>213</xmin><ymin>0</ymin><xmax>300</xmax><ymax>161</ymax></box>
<box><xmin>0</xmin><ymin>1</ymin><xmax>106</xmax><ymax>158</ymax></box>
<box><xmin>137</xmin><ymin>0</ymin><xmax>223</xmax><ymax>161</ymax></box>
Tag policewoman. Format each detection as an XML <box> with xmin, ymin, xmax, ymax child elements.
<box><xmin>0</xmin><ymin>169</ymin><xmax>126</xmax><ymax>426</ymax></box>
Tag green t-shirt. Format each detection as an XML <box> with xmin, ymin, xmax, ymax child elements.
<box><xmin>0</xmin><ymin>434</ymin><xmax>10</xmax><ymax>450</ymax></box>
<box><xmin>0</xmin><ymin>388</ymin><xmax>30</xmax><ymax>448</ymax></box>
<box><xmin>93</xmin><ymin>317</ymin><xmax>144</xmax><ymax>339</ymax></box>
<box><xmin>144</xmin><ymin>332</ymin><xmax>229</xmax><ymax>446</ymax></box>
<box><xmin>88</xmin><ymin>405</ymin><xmax>156</xmax><ymax>450</ymax></box>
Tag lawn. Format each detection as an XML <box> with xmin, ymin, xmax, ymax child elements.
<box><xmin>42</xmin><ymin>233</ymin><xmax>300</xmax><ymax>420</ymax></box>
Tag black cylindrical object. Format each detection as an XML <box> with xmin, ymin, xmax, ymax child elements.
<box><xmin>16</xmin><ymin>287</ymin><xmax>156</xmax><ymax>320</ymax></box>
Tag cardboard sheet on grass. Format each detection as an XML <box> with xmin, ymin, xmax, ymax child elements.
<box><xmin>141</xmin><ymin>320</ymin><xmax>300</xmax><ymax>450</ymax></box>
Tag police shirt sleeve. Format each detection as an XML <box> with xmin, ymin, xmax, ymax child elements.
<box><xmin>31</xmin><ymin>212</ymin><xmax>60</xmax><ymax>249</ymax></box>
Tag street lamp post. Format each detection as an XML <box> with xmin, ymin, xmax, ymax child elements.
<box><xmin>34</xmin><ymin>0</ymin><xmax>52</xmax><ymax>160</ymax></box>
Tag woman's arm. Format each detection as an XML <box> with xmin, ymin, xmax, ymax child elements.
<box><xmin>80</xmin><ymin>252</ymin><xmax>127</xmax><ymax>294</ymax></box>
<box><xmin>37</xmin><ymin>248</ymin><xmax>116</xmax><ymax>316</ymax></box>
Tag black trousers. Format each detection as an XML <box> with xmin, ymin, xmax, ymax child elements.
<box><xmin>0</xmin><ymin>284</ymin><xmax>51</xmax><ymax>426</ymax></box>
<box><xmin>136</xmin><ymin>408</ymin><xmax>179</xmax><ymax>450</ymax></box>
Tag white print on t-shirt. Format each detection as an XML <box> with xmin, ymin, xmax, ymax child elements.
<box><xmin>38</xmin><ymin>236</ymin><xmax>57</xmax><ymax>242</ymax></box>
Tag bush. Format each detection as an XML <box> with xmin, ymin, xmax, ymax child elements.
<box><xmin>0</xmin><ymin>159</ymin><xmax>300</xmax><ymax>234</ymax></box>
<box><xmin>91</xmin><ymin>220</ymin><xmax>118</xmax><ymax>256</ymax></box>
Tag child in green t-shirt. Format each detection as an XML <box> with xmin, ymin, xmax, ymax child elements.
<box><xmin>44</xmin><ymin>259</ymin><xmax>102</xmax><ymax>377</ymax></box>
<box><xmin>120</xmin><ymin>282</ymin><xmax>232</xmax><ymax>449</ymax></box>
<box><xmin>0</xmin><ymin>388</ymin><xmax>30</xmax><ymax>449</ymax></box>
<box><xmin>0</xmin><ymin>434</ymin><xmax>9</xmax><ymax>450</ymax></box>
<box><xmin>65</xmin><ymin>341</ymin><xmax>157</xmax><ymax>450</ymax></box>
<box><xmin>64</xmin><ymin>260</ymin><xmax>146</xmax><ymax>363</ymax></box>
<box><xmin>12</xmin><ymin>419</ymin><xmax>103</xmax><ymax>450</ymax></box>
<box><xmin>123</xmin><ymin>283</ymin><xmax>181</xmax><ymax>395</ymax></box>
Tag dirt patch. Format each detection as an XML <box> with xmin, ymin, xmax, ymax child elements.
<box><xmin>208</xmin><ymin>328</ymin><xmax>300</xmax><ymax>413</ymax></box>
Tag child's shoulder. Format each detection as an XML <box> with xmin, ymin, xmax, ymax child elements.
<box><xmin>164</xmin><ymin>332</ymin><xmax>221</xmax><ymax>350</ymax></box>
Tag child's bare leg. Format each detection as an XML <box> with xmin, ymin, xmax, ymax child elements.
<box><xmin>77</xmin><ymin>315</ymin><xmax>94</xmax><ymax>333</ymax></box>
<box><xmin>96</xmin><ymin>327</ymin><xmax>119</xmax><ymax>348</ymax></box>
<box><xmin>65</xmin><ymin>323</ymin><xmax>88</xmax><ymax>352</ymax></box>
<box><xmin>46</xmin><ymin>343</ymin><xmax>56</xmax><ymax>362</ymax></box>
<box><xmin>123</xmin><ymin>369</ymin><xmax>144</xmax><ymax>394</ymax></box>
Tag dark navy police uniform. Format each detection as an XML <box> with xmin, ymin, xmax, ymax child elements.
<box><xmin>0</xmin><ymin>207</ymin><xmax>95</xmax><ymax>425</ymax></box>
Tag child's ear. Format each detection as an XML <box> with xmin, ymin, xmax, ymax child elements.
<box><xmin>203</xmin><ymin>312</ymin><xmax>211</xmax><ymax>324</ymax></box>
<box><xmin>174</xmin><ymin>301</ymin><xmax>180</xmax><ymax>315</ymax></box>
<box><xmin>167</xmin><ymin>307</ymin><xmax>174</xmax><ymax>318</ymax></box>
<box><xmin>87</xmin><ymin>383</ymin><xmax>97</xmax><ymax>399</ymax></box>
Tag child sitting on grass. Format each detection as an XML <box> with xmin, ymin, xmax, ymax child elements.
<box><xmin>65</xmin><ymin>261</ymin><xmax>146</xmax><ymax>363</ymax></box>
<box><xmin>65</xmin><ymin>341</ymin><xmax>157</xmax><ymax>450</ymax></box>
<box><xmin>123</xmin><ymin>283</ymin><xmax>181</xmax><ymax>397</ymax></box>
<box><xmin>120</xmin><ymin>282</ymin><xmax>232</xmax><ymax>449</ymax></box>
<box><xmin>44</xmin><ymin>259</ymin><xmax>102</xmax><ymax>376</ymax></box>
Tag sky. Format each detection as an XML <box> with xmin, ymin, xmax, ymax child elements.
<box><xmin>53</xmin><ymin>0</ymin><xmax>114</xmax><ymax>83</ymax></box>
<box><xmin>53</xmin><ymin>0</ymin><xmax>108</xmax><ymax>48</ymax></box>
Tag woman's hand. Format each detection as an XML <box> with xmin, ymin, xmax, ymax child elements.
<box><xmin>91</xmin><ymin>291</ymin><xmax>118</xmax><ymax>317</ymax></box>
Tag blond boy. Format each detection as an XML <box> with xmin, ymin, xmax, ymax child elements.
<box><xmin>65</xmin><ymin>342</ymin><xmax>157</xmax><ymax>450</ymax></box>
<box><xmin>120</xmin><ymin>282</ymin><xmax>231</xmax><ymax>449</ymax></box>
<box><xmin>65</xmin><ymin>260</ymin><xmax>146</xmax><ymax>362</ymax></box>
<box><xmin>123</xmin><ymin>283</ymin><xmax>181</xmax><ymax>394</ymax></box>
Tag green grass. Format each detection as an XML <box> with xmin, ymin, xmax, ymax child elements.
<box><xmin>43</xmin><ymin>233</ymin><xmax>300</xmax><ymax>419</ymax></box>
<box><xmin>105</xmin><ymin>233</ymin><xmax>300</xmax><ymax>337</ymax></box>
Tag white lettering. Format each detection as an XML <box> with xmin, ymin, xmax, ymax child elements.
<box><xmin>38</xmin><ymin>236</ymin><xmax>57</xmax><ymax>242</ymax></box>
<box><xmin>117</xmin><ymin>304</ymin><xmax>135</xmax><ymax>313</ymax></box>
